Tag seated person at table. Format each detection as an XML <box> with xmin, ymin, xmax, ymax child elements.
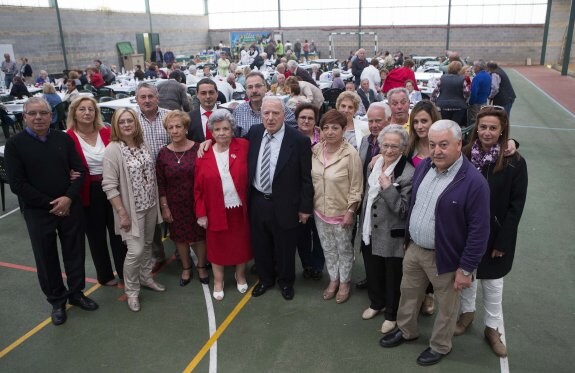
<box><xmin>86</xmin><ymin>67</ymin><xmax>105</xmax><ymax>89</ymax></box>
<box><xmin>144</xmin><ymin>64</ymin><xmax>159</xmax><ymax>79</ymax></box>
<box><xmin>134</xmin><ymin>65</ymin><xmax>145</xmax><ymax>81</ymax></box>
<box><xmin>62</xmin><ymin>79</ymin><xmax>80</xmax><ymax>104</ymax></box>
<box><xmin>10</xmin><ymin>76</ymin><xmax>31</xmax><ymax>98</ymax></box>
<box><xmin>42</xmin><ymin>83</ymin><xmax>62</xmax><ymax>127</ymax></box>
<box><xmin>35</xmin><ymin>70</ymin><xmax>51</xmax><ymax>85</ymax></box>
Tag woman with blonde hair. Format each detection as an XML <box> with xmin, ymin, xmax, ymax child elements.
<box><xmin>335</xmin><ymin>90</ymin><xmax>368</xmax><ymax>150</ymax></box>
<box><xmin>42</xmin><ymin>83</ymin><xmax>62</xmax><ymax>127</ymax></box>
<box><xmin>66</xmin><ymin>97</ymin><xmax>126</xmax><ymax>286</ymax></box>
<box><xmin>103</xmin><ymin>108</ymin><xmax>165</xmax><ymax>312</ymax></box>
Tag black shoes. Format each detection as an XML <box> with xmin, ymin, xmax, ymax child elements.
<box><xmin>281</xmin><ymin>286</ymin><xmax>294</xmax><ymax>300</ymax></box>
<box><xmin>355</xmin><ymin>278</ymin><xmax>368</xmax><ymax>289</ymax></box>
<box><xmin>416</xmin><ymin>347</ymin><xmax>448</xmax><ymax>366</ymax></box>
<box><xmin>180</xmin><ymin>267</ymin><xmax>192</xmax><ymax>287</ymax></box>
<box><xmin>252</xmin><ymin>282</ymin><xmax>271</xmax><ymax>297</ymax></box>
<box><xmin>51</xmin><ymin>306</ymin><xmax>67</xmax><ymax>326</ymax></box>
<box><xmin>379</xmin><ymin>328</ymin><xmax>417</xmax><ymax>348</ymax></box>
<box><xmin>303</xmin><ymin>268</ymin><xmax>323</xmax><ymax>280</ymax></box>
<box><xmin>69</xmin><ymin>295</ymin><xmax>99</xmax><ymax>311</ymax></box>
<box><xmin>197</xmin><ymin>265</ymin><xmax>210</xmax><ymax>285</ymax></box>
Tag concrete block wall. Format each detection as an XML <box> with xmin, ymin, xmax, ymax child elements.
<box><xmin>0</xmin><ymin>6</ymin><xmax>209</xmax><ymax>74</ymax></box>
<box><xmin>544</xmin><ymin>0</ymin><xmax>575</xmax><ymax>66</ymax></box>
<box><xmin>210</xmin><ymin>24</ymin><xmax>543</xmax><ymax>66</ymax></box>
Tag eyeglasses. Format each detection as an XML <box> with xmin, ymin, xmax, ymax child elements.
<box><xmin>77</xmin><ymin>107</ymin><xmax>95</xmax><ymax>113</ymax></box>
<box><xmin>480</xmin><ymin>105</ymin><xmax>505</xmax><ymax>111</ymax></box>
<box><xmin>381</xmin><ymin>144</ymin><xmax>401</xmax><ymax>151</ymax></box>
<box><xmin>25</xmin><ymin>111</ymin><xmax>51</xmax><ymax>116</ymax></box>
<box><xmin>118</xmin><ymin>119</ymin><xmax>135</xmax><ymax>125</ymax></box>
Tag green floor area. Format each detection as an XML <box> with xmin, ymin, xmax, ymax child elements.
<box><xmin>1</xmin><ymin>69</ymin><xmax>575</xmax><ymax>372</ymax></box>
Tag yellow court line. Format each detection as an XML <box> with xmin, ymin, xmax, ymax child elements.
<box><xmin>182</xmin><ymin>284</ymin><xmax>256</xmax><ymax>373</ymax></box>
<box><xmin>0</xmin><ymin>283</ymin><xmax>101</xmax><ymax>359</ymax></box>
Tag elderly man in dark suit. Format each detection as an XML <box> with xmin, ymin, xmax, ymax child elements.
<box><xmin>286</xmin><ymin>60</ymin><xmax>318</xmax><ymax>87</ymax></box>
<box><xmin>247</xmin><ymin>96</ymin><xmax>313</xmax><ymax>300</ymax></box>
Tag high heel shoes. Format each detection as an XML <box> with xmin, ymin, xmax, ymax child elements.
<box><xmin>213</xmin><ymin>282</ymin><xmax>224</xmax><ymax>301</ymax></box>
<box><xmin>197</xmin><ymin>265</ymin><xmax>210</xmax><ymax>284</ymax></box>
<box><xmin>234</xmin><ymin>273</ymin><xmax>248</xmax><ymax>294</ymax></box>
<box><xmin>180</xmin><ymin>267</ymin><xmax>192</xmax><ymax>287</ymax></box>
<box><xmin>336</xmin><ymin>282</ymin><xmax>351</xmax><ymax>304</ymax></box>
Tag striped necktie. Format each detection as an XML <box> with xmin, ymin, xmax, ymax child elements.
<box><xmin>260</xmin><ymin>133</ymin><xmax>274</xmax><ymax>192</ymax></box>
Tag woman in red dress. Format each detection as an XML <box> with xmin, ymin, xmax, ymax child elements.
<box><xmin>156</xmin><ymin>111</ymin><xmax>208</xmax><ymax>286</ymax></box>
<box><xmin>194</xmin><ymin>109</ymin><xmax>252</xmax><ymax>301</ymax></box>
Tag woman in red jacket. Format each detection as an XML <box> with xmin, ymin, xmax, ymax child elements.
<box><xmin>86</xmin><ymin>67</ymin><xmax>105</xmax><ymax>89</ymax></box>
<box><xmin>66</xmin><ymin>96</ymin><xmax>127</xmax><ymax>285</ymax></box>
<box><xmin>194</xmin><ymin>109</ymin><xmax>252</xmax><ymax>301</ymax></box>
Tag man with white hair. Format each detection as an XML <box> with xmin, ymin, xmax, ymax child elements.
<box><xmin>387</xmin><ymin>87</ymin><xmax>410</xmax><ymax>127</ymax></box>
<box><xmin>286</xmin><ymin>60</ymin><xmax>318</xmax><ymax>87</ymax></box>
<box><xmin>247</xmin><ymin>95</ymin><xmax>313</xmax><ymax>301</ymax></box>
<box><xmin>380</xmin><ymin>120</ymin><xmax>490</xmax><ymax>366</ymax></box>
<box><xmin>186</xmin><ymin>65</ymin><xmax>200</xmax><ymax>85</ymax></box>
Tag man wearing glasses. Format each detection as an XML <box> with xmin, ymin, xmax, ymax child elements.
<box><xmin>5</xmin><ymin>97</ymin><xmax>98</xmax><ymax>326</ymax></box>
<box><xmin>233</xmin><ymin>72</ymin><xmax>296</xmax><ymax>137</ymax></box>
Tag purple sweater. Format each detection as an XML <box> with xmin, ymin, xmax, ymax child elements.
<box><xmin>405</xmin><ymin>156</ymin><xmax>490</xmax><ymax>274</ymax></box>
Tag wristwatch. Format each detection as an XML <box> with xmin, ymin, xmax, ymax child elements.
<box><xmin>460</xmin><ymin>268</ymin><xmax>472</xmax><ymax>277</ymax></box>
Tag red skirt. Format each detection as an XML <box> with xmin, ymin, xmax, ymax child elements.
<box><xmin>206</xmin><ymin>206</ymin><xmax>252</xmax><ymax>266</ymax></box>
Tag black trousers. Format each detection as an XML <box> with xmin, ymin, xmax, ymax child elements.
<box><xmin>296</xmin><ymin>216</ymin><xmax>324</xmax><ymax>272</ymax></box>
<box><xmin>23</xmin><ymin>202</ymin><xmax>86</xmax><ymax>307</ymax></box>
<box><xmin>84</xmin><ymin>181</ymin><xmax>127</xmax><ymax>284</ymax></box>
<box><xmin>250</xmin><ymin>192</ymin><xmax>298</xmax><ymax>288</ymax></box>
<box><xmin>362</xmin><ymin>241</ymin><xmax>403</xmax><ymax>321</ymax></box>
<box><xmin>440</xmin><ymin>108</ymin><xmax>467</xmax><ymax>128</ymax></box>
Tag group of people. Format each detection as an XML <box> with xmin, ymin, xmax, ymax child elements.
<box><xmin>5</xmin><ymin>46</ymin><xmax>528</xmax><ymax>368</ymax></box>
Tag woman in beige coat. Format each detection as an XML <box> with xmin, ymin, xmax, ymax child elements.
<box><xmin>102</xmin><ymin>108</ymin><xmax>165</xmax><ymax>312</ymax></box>
<box><xmin>311</xmin><ymin>109</ymin><xmax>363</xmax><ymax>304</ymax></box>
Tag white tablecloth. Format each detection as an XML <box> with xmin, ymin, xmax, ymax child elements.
<box><xmin>97</xmin><ymin>97</ymin><xmax>138</xmax><ymax>110</ymax></box>
<box><xmin>3</xmin><ymin>92</ymin><xmax>93</xmax><ymax>114</ymax></box>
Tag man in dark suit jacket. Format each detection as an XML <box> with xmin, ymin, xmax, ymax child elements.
<box><xmin>246</xmin><ymin>96</ymin><xmax>313</xmax><ymax>300</ymax></box>
<box><xmin>187</xmin><ymin>78</ymin><xmax>219</xmax><ymax>143</ymax></box>
<box><xmin>357</xmin><ymin>79</ymin><xmax>379</xmax><ymax>111</ymax></box>
<box><xmin>286</xmin><ymin>60</ymin><xmax>318</xmax><ymax>87</ymax></box>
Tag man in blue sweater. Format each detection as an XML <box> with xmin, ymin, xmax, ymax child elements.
<box><xmin>467</xmin><ymin>60</ymin><xmax>492</xmax><ymax>127</ymax></box>
<box><xmin>379</xmin><ymin>120</ymin><xmax>490</xmax><ymax>366</ymax></box>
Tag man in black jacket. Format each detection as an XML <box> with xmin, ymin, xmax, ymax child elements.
<box><xmin>5</xmin><ymin>97</ymin><xmax>98</xmax><ymax>326</ymax></box>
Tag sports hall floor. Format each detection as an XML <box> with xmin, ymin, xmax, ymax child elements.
<box><xmin>1</xmin><ymin>66</ymin><xmax>574</xmax><ymax>372</ymax></box>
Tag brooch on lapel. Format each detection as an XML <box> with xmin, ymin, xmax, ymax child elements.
<box><xmin>231</xmin><ymin>154</ymin><xmax>237</xmax><ymax>159</ymax></box>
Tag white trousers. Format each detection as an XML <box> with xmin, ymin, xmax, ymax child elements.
<box><xmin>123</xmin><ymin>207</ymin><xmax>157</xmax><ymax>297</ymax></box>
<box><xmin>460</xmin><ymin>278</ymin><xmax>504</xmax><ymax>329</ymax></box>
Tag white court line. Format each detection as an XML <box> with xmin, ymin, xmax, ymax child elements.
<box><xmin>0</xmin><ymin>207</ymin><xmax>20</xmax><ymax>220</ymax></box>
<box><xmin>190</xmin><ymin>248</ymin><xmax>218</xmax><ymax>373</ymax></box>
<box><xmin>512</xmin><ymin>68</ymin><xmax>575</xmax><ymax>120</ymax></box>
<box><xmin>512</xmin><ymin>124</ymin><xmax>575</xmax><ymax>131</ymax></box>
